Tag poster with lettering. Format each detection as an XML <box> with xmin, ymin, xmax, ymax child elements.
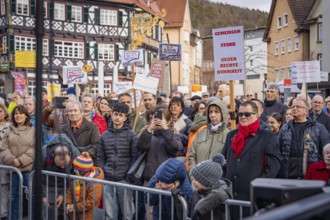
<box><xmin>159</xmin><ymin>44</ymin><xmax>181</xmax><ymax>61</ymax></box>
<box><xmin>11</xmin><ymin>72</ymin><xmax>26</xmax><ymax>93</ymax></box>
<box><xmin>121</xmin><ymin>49</ymin><xmax>144</xmax><ymax>67</ymax></box>
<box><xmin>150</xmin><ymin>59</ymin><xmax>165</xmax><ymax>84</ymax></box>
<box><xmin>291</xmin><ymin>61</ymin><xmax>320</xmax><ymax>83</ymax></box>
<box><xmin>212</xmin><ymin>26</ymin><xmax>245</xmax><ymax>81</ymax></box>
<box><xmin>63</xmin><ymin>66</ymin><xmax>87</xmax><ymax>84</ymax></box>
<box><xmin>133</xmin><ymin>74</ymin><xmax>159</xmax><ymax>95</ymax></box>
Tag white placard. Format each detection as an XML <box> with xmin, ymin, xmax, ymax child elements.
<box><xmin>291</xmin><ymin>61</ymin><xmax>321</xmax><ymax>83</ymax></box>
<box><xmin>121</xmin><ymin>49</ymin><xmax>144</xmax><ymax>66</ymax></box>
<box><xmin>133</xmin><ymin>74</ymin><xmax>159</xmax><ymax>94</ymax></box>
<box><xmin>321</xmin><ymin>71</ymin><xmax>329</xmax><ymax>82</ymax></box>
<box><xmin>114</xmin><ymin>82</ymin><xmax>133</xmax><ymax>94</ymax></box>
<box><xmin>63</xmin><ymin>66</ymin><xmax>87</xmax><ymax>84</ymax></box>
<box><xmin>234</xmin><ymin>84</ymin><xmax>244</xmax><ymax>96</ymax></box>
<box><xmin>177</xmin><ymin>86</ymin><xmax>189</xmax><ymax>94</ymax></box>
<box><xmin>213</xmin><ymin>26</ymin><xmax>245</xmax><ymax>81</ymax></box>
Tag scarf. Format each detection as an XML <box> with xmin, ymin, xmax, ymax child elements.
<box><xmin>74</xmin><ymin>168</ymin><xmax>95</xmax><ymax>202</ymax></box>
<box><xmin>210</xmin><ymin>122</ymin><xmax>224</xmax><ymax>132</ymax></box>
<box><xmin>83</xmin><ymin>110</ymin><xmax>95</xmax><ymax>122</ymax></box>
<box><xmin>232</xmin><ymin>119</ymin><xmax>260</xmax><ymax>158</ymax></box>
<box><xmin>264</xmin><ymin>99</ymin><xmax>276</xmax><ymax>107</ymax></box>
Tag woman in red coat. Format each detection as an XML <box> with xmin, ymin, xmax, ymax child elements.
<box><xmin>304</xmin><ymin>144</ymin><xmax>330</xmax><ymax>185</ymax></box>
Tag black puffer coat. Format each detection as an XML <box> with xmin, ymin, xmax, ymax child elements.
<box><xmin>137</xmin><ymin>128</ymin><xmax>182</xmax><ymax>181</ymax></box>
<box><xmin>96</xmin><ymin>120</ymin><xmax>139</xmax><ymax>181</ymax></box>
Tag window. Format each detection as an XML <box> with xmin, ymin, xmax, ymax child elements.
<box><xmin>277</xmin><ymin>16</ymin><xmax>282</xmax><ymax>29</ymax></box>
<box><xmin>249</xmin><ymin>46</ymin><xmax>253</xmax><ymax>52</ymax></box>
<box><xmin>15</xmin><ymin>36</ymin><xmax>36</xmax><ymax>51</ymax></box>
<box><xmin>317</xmin><ymin>54</ymin><xmax>322</xmax><ymax>70</ymax></box>
<box><xmin>275</xmin><ymin>41</ymin><xmax>279</xmax><ymax>55</ymax></box>
<box><xmin>281</xmin><ymin>68</ymin><xmax>285</xmax><ymax>80</ymax></box>
<box><xmin>1</xmin><ymin>0</ymin><xmax>5</xmax><ymax>15</ymax></box>
<box><xmin>54</xmin><ymin>3</ymin><xmax>65</xmax><ymax>21</ymax></box>
<box><xmin>275</xmin><ymin>68</ymin><xmax>279</xmax><ymax>82</ymax></box>
<box><xmin>72</xmin><ymin>6</ymin><xmax>82</xmax><ymax>23</ymax></box>
<box><xmin>98</xmin><ymin>44</ymin><xmax>114</xmax><ymax>61</ymax></box>
<box><xmin>287</xmin><ymin>66</ymin><xmax>291</xmax><ymax>77</ymax></box>
<box><xmin>44</xmin><ymin>1</ymin><xmax>47</xmax><ymax>18</ymax></box>
<box><xmin>294</xmin><ymin>35</ymin><xmax>299</xmax><ymax>51</ymax></box>
<box><xmin>2</xmin><ymin>36</ymin><xmax>6</xmax><ymax>54</ymax></box>
<box><xmin>54</xmin><ymin>41</ymin><xmax>84</xmax><ymax>58</ymax></box>
<box><xmin>287</xmin><ymin>37</ymin><xmax>292</xmax><ymax>52</ymax></box>
<box><xmin>317</xmin><ymin>23</ymin><xmax>322</xmax><ymax>42</ymax></box>
<box><xmin>17</xmin><ymin>0</ymin><xmax>29</xmax><ymax>16</ymax></box>
<box><xmin>43</xmin><ymin>39</ymin><xmax>48</xmax><ymax>56</ymax></box>
<box><xmin>281</xmin><ymin>40</ymin><xmax>285</xmax><ymax>54</ymax></box>
<box><xmin>283</xmin><ymin>13</ymin><xmax>288</xmax><ymax>27</ymax></box>
<box><xmin>100</xmin><ymin>9</ymin><xmax>117</xmax><ymax>26</ymax></box>
<box><xmin>250</xmin><ymin>60</ymin><xmax>253</xmax><ymax>67</ymax></box>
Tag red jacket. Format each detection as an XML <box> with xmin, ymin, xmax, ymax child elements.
<box><xmin>92</xmin><ymin>113</ymin><xmax>108</xmax><ymax>135</ymax></box>
<box><xmin>304</xmin><ymin>161</ymin><xmax>330</xmax><ymax>184</ymax></box>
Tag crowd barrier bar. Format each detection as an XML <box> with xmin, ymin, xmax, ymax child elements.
<box><xmin>224</xmin><ymin>199</ymin><xmax>251</xmax><ymax>220</ymax></box>
<box><xmin>0</xmin><ymin>165</ymin><xmax>24</xmax><ymax>220</ymax></box>
<box><xmin>29</xmin><ymin>170</ymin><xmax>189</xmax><ymax>220</ymax></box>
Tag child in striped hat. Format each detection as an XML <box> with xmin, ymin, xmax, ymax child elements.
<box><xmin>66</xmin><ymin>152</ymin><xmax>104</xmax><ymax>220</ymax></box>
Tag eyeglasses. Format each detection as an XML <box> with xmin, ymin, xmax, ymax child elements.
<box><xmin>238</xmin><ymin>112</ymin><xmax>256</xmax><ymax>117</ymax></box>
<box><xmin>290</xmin><ymin>105</ymin><xmax>306</xmax><ymax>109</ymax></box>
<box><xmin>246</xmin><ymin>95</ymin><xmax>253</xmax><ymax>97</ymax></box>
<box><xmin>199</xmin><ymin>107</ymin><xmax>205</xmax><ymax>110</ymax></box>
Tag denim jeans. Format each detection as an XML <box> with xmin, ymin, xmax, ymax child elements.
<box><xmin>10</xmin><ymin>172</ymin><xmax>30</xmax><ymax>220</ymax></box>
<box><xmin>104</xmin><ymin>180</ymin><xmax>135</xmax><ymax>220</ymax></box>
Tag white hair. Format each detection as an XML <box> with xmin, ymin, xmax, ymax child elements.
<box><xmin>218</xmin><ymin>84</ymin><xmax>229</xmax><ymax>91</ymax></box>
<box><xmin>323</xmin><ymin>144</ymin><xmax>330</xmax><ymax>152</ymax></box>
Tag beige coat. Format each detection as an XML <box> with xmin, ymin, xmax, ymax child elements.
<box><xmin>0</xmin><ymin>125</ymin><xmax>35</xmax><ymax>172</ymax></box>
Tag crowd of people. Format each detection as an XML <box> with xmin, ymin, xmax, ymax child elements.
<box><xmin>0</xmin><ymin>82</ymin><xmax>329</xmax><ymax>220</ymax></box>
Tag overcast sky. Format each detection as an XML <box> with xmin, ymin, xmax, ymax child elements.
<box><xmin>211</xmin><ymin>0</ymin><xmax>272</xmax><ymax>12</ymax></box>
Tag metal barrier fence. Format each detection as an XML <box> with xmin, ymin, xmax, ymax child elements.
<box><xmin>28</xmin><ymin>170</ymin><xmax>189</xmax><ymax>220</ymax></box>
<box><xmin>0</xmin><ymin>165</ymin><xmax>24</xmax><ymax>220</ymax></box>
<box><xmin>224</xmin><ymin>199</ymin><xmax>251</xmax><ymax>220</ymax></box>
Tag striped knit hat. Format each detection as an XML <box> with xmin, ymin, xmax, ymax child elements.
<box><xmin>73</xmin><ymin>152</ymin><xmax>93</xmax><ymax>172</ymax></box>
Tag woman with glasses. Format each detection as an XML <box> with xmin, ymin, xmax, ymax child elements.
<box><xmin>0</xmin><ymin>105</ymin><xmax>35</xmax><ymax>220</ymax></box>
<box><xmin>189</xmin><ymin>101</ymin><xmax>207</xmax><ymax>121</ymax></box>
<box><xmin>222</xmin><ymin>101</ymin><xmax>281</xmax><ymax>218</ymax></box>
<box><xmin>188</xmin><ymin>100</ymin><xmax>230</xmax><ymax>175</ymax></box>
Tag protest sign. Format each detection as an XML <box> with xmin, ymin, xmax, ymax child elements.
<box><xmin>159</xmin><ymin>44</ymin><xmax>181</xmax><ymax>61</ymax></box>
<box><xmin>12</xmin><ymin>72</ymin><xmax>26</xmax><ymax>93</ymax></box>
<box><xmin>291</xmin><ymin>61</ymin><xmax>320</xmax><ymax>83</ymax></box>
<box><xmin>15</xmin><ymin>51</ymin><xmax>36</xmax><ymax>68</ymax></box>
<box><xmin>150</xmin><ymin>59</ymin><xmax>165</xmax><ymax>84</ymax></box>
<box><xmin>321</xmin><ymin>72</ymin><xmax>329</xmax><ymax>82</ymax></box>
<box><xmin>63</xmin><ymin>66</ymin><xmax>87</xmax><ymax>84</ymax></box>
<box><xmin>47</xmin><ymin>84</ymin><xmax>61</xmax><ymax>100</ymax></box>
<box><xmin>133</xmin><ymin>74</ymin><xmax>159</xmax><ymax>95</ymax></box>
<box><xmin>121</xmin><ymin>49</ymin><xmax>144</xmax><ymax>66</ymax></box>
<box><xmin>114</xmin><ymin>82</ymin><xmax>133</xmax><ymax>94</ymax></box>
<box><xmin>212</xmin><ymin>26</ymin><xmax>245</xmax><ymax>81</ymax></box>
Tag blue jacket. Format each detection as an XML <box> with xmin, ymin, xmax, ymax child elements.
<box><xmin>278</xmin><ymin>118</ymin><xmax>330</xmax><ymax>179</ymax></box>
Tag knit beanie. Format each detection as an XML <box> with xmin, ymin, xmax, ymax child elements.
<box><xmin>191</xmin><ymin>153</ymin><xmax>225</xmax><ymax>189</ymax></box>
<box><xmin>73</xmin><ymin>152</ymin><xmax>93</xmax><ymax>172</ymax></box>
<box><xmin>67</xmin><ymin>87</ymin><xmax>76</xmax><ymax>95</ymax></box>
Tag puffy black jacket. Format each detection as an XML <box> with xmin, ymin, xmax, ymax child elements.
<box><xmin>137</xmin><ymin>128</ymin><xmax>182</xmax><ymax>181</ymax></box>
<box><xmin>96</xmin><ymin>121</ymin><xmax>139</xmax><ymax>181</ymax></box>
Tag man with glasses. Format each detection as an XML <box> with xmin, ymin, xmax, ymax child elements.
<box><xmin>278</xmin><ymin>98</ymin><xmax>330</xmax><ymax>179</ymax></box>
<box><xmin>245</xmin><ymin>91</ymin><xmax>254</xmax><ymax>101</ymax></box>
<box><xmin>261</xmin><ymin>83</ymin><xmax>286</xmax><ymax>123</ymax></box>
<box><xmin>217</xmin><ymin>84</ymin><xmax>230</xmax><ymax>102</ymax></box>
<box><xmin>308</xmin><ymin>95</ymin><xmax>330</xmax><ymax>133</ymax></box>
<box><xmin>222</xmin><ymin>101</ymin><xmax>281</xmax><ymax>218</ymax></box>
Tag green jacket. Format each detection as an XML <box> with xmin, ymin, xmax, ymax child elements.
<box><xmin>129</xmin><ymin>109</ymin><xmax>147</xmax><ymax>134</ymax></box>
<box><xmin>188</xmin><ymin>100</ymin><xmax>230</xmax><ymax>176</ymax></box>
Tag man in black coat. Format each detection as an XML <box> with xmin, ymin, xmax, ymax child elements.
<box><xmin>222</xmin><ymin>101</ymin><xmax>281</xmax><ymax>218</ymax></box>
<box><xmin>97</xmin><ymin>103</ymin><xmax>139</xmax><ymax>220</ymax></box>
<box><xmin>309</xmin><ymin>95</ymin><xmax>330</xmax><ymax>133</ymax></box>
<box><xmin>261</xmin><ymin>83</ymin><xmax>286</xmax><ymax>123</ymax></box>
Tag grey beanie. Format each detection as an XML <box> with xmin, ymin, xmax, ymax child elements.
<box><xmin>191</xmin><ymin>154</ymin><xmax>225</xmax><ymax>188</ymax></box>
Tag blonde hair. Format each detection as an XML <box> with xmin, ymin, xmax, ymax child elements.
<box><xmin>0</xmin><ymin>103</ymin><xmax>9</xmax><ymax>121</ymax></box>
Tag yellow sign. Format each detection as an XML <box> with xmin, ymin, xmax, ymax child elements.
<box><xmin>15</xmin><ymin>51</ymin><xmax>36</xmax><ymax>68</ymax></box>
<box><xmin>47</xmin><ymin>84</ymin><xmax>61</xmax><ymax>101</ymax></box>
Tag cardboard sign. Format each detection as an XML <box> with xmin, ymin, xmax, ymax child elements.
<box><xmin>12</xmin><ymin>72</ymin><xmax>26</xmax><ymax>93</ymax></box>
<box><xmin>126</xmin><ymin>88</ymin><xmax>142</xmax><ymax>109</ymax></box>
<box><xmin>150</xmin><ymin>59</ymin><xmax>165</xmax><ymax>85</ymax></box>
<box><xmin>121</xmin><ymin>49</ymin><xmax>144</xmax><ymax>66</ymax></box>
<box><xmin>177</xmin><ymin>85</ymin><xmax>189</xmax><ymax>94</ymax></box>
<box><xmin>114</xmin><ymin>82</ymin><xmax>133</xmax><ymax>94</ymax></box>
<box><xmin>159</xmin><ymin>44</ymin><xmax>182</xmax><ymax>61</ymax></box>
<box><xmin>63</xmin><ymin>66</ymin><xmax>88</xmax><ymax>84</ymax></box>
<box><xmin>133</xmin><ymin>74</ymin><xmax>159</xmax><ymax>95</ymax></box>
<box><xmin>212</xmin><ymin>26</ymin><xmax>245</xmax><ymax>81</ymax></box>
<box><xmin>47</xmin><ymin>84</ymin><xmax>61</xmax><ymax>100</ymax></box>
<box><xmin>321</xmin><ymin>72</ymin><xmax>329</xmax><ymax>82</ymax></box>
<box><xmin>291</xmin><ymin>61</ymin><xmax>320</xmax><ymax>83</ymax></box>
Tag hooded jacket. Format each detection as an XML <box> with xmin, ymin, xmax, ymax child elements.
<box><xmin>96</xmin><ymin>120</ymin><xmax>139</xmax><ymax>181</ymax></box>
<box><xmin>128</xmin><ymin>109</ymin><xmax>147</xmax><ymax>134</ymax></box>
<box><xmin>0</xmin><ymin>125</ymin><xmax>35</xmax><ymax>172</ymax></box>
<box><xmin>190</xmin><ymin>178</ymin><xmax>233</xmax><ymax>220</ymax></box>
<box><xmin>66</xmin><ymin>167</ymin><xmax>104</xmax><ymax>220</ymax></box>
<box><xmin>188</xmin><ymin>100</ymin><xmax>230</xmax><ymax>176</ymax></box>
